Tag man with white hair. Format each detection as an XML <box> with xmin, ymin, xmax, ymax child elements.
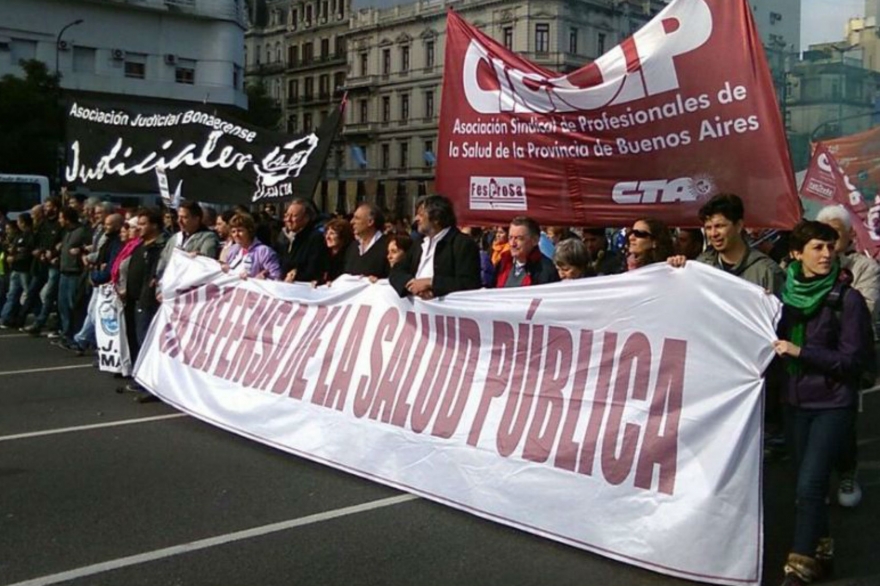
<box><xmin>815</xmin><ymin>205</ymin><xmax>880</xmax><ymax>333</ymax></box>
<box><xmin>815</xmin><ymin>204</ymin><xmax>880</xmax><ymax>510</ymax></box>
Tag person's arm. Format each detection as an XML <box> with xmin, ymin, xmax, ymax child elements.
<box><xmin>262</xmin><ymin>247</ymin><xmax>283</xmax><ymax>280</ymax></box>
<box><xmin>389</xmin><ymin>247</ymin><xmax>417</xmax><ymax>297</ymax></box>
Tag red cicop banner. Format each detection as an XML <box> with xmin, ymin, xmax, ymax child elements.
<box><xmin>437</xmin><ymin>0</ymin><xmax>800</xmax><ymax>228</ymax></box>
<box><xmin>801</xmin><ymin>144</ymin><xmax>880</xmax><ymax>258</ymax></box>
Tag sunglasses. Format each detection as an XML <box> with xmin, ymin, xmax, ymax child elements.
<box><xmin>629</xmin><ymin>228</ymin><xmax>653</xmax><ymax>239</ymax></box>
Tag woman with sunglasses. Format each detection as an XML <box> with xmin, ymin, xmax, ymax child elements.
<box><xmin>626</xmin><ymin>218</ymin><xmax>674</xmax><ymax>271</ymax></box>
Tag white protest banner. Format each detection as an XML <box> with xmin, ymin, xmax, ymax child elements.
<box><xmin>136</xmin><ymin>251</ymin><xmax>780</xmax><ymax>585</ymax></box>
<box><xmin>95</xmin><ymin>284</ymin><xmax>132</xmax><ymax>376</ymax></box>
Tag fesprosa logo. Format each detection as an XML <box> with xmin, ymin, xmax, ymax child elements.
<box><xmin>461</xmin><ymin>0</ymin><xmax>713</xmax><ymax>115</ymax></box>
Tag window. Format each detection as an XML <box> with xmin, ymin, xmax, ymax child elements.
<box><xmin>11</xmin><ymin>38</ymin><xmax>37</xmax><ymax>63</ymax></box>
<box><xmin>265</xmin><ymin>46</ymin><xmax>271</xmax><ymax>64</ymax></box>
<box><xmin>401</xmin><ymin>46</ymin><xmax>410</xmax><ymax>72</ymax></box>
<box><xmin>124</xmin><ymin>53</ymin><xmax>146</xmax><ymax>79</ymax></box>
<box><xmin>303</xmin><ymin>112</ymin><xmax>313</xmax><ymax>133</ymax></box>
<box><xmin>382</xmin><ymin>48</ymin><xmax>391</xmax><ymax>75</ymax></box>
<box><xmin>321</xmin><ymin>38</ymin><xmax>329</xmax><ymax>59</ymax></box>
<box><xmin>288</xmin><ymin>79</ymin><xmax>299</xmax><ymax>101</ymax></box>
<box><xmin>276</xmin><ymin>42</ymin><xmax>282</xmax><ymax>63</ymax></box>
<box><xmin>503</xmin><ymin>27</ymin><xmax>513</xmax><ymax>50</ymax></box>
<box><xmin>288</xmin><ymin>114</ymin><xmax>297</xmax><ymax>133</ymax></box>
<box><xmin>321</xmin><ymin>0</ymin><xmax>329</xmax><ymax>19</ymax></box>
<box><xmin>303</xmin><ymin>41</ymin><xmax>314</xmax><ymax>63</ymax></box>
<box><xmin>305</xmin><ymin>3</ymin><xmax>313</xmax><ymax>24</ymax></box>
<box><xmin>381</xmin><ymin>144</ymin><xmax>390</xmax><ymax>170</ymax></box>
<box><xmin>359</xmin><ymin>99</ymin><xmax>368</xmax><ymax>123</ymax></box>
<box><xmin>255</xmin><ymin>44</ymin><xmax>261</xmax><ymax>64</ymax></box>
<box><xmin>175</xmin><ymin>58</ymin><xmax>196</xmax><ymax>84</ymax></box>
<box><xmin>291</xmin><ymin>8</ymin><xmax>298</xmax><ymax>26</ymax></box>
<box><xmin>569</xmin><ymin>27</ymin><xmax>578</xmax><ymax>54</ymax></box>
<box><xmin>399</xmin><ymin>141</ymin><xmax>409</xmax><ymax>170</ymax></box>
<box><xmin>288</xmin><ymin>44</ymin><xmax>299</xmax><ymax>65</ymax></box>
<box><xmin>382</xmin><ymin>95</ymin><xmax>391</xmax><ymax>123</ymax></box>
<box><xmin>319</xmin><ymin>74</ymin><xmax>329</xmax><ymax>98</ymax></box>
<box><xmin>424</xmin><ymin>90</ymin><xmax>434</xmax><ymax>119</ymax></box>
<box><xmin>598</xmin><ymin>33</ymin><xmax>606</xmax><ymax>55</ymax></box>
<box><xmin>424</xmin><ymin>140</ymin><xmax>434</xmax><ymax>165</ymax></box>
<box><xmin>535</xmin><ymin>24</ymin><xmax>549</xmax><ymax>53</ymax></box>
<box><xmin>233</xmin><ymin>65</ymin><xmax>241</xmax><ymax>89</ymax></box>
<box><xmin>72</xmin><ymin>46</ymin><xmax>96</xmax><ymax>74</ymax></box>
<box><xmin>304</xmin><ymin>76</ymin><xmax>314</xmax><ymax>100</ymax></box>
<box><xmin>425</xmin><ymin>40</ymin><xmax>435</xmax><ymax>68</ymax></box>
<box><xmin>360</xmin><ymin>52</ymin><xmax>368</xmax><ymax>76</ymax></box>
<box><xmin>334</xmin><ymin>72</ymin><xmax>345</xmax><ymax>93</ymax></box>
<box><xmin>335</xmin><ymin>36</ymin><xmax>345</xmax><ymax>57</ymax></box>
<box><xmin>400</xmin><ymin>93</ymin><xmax>409</xmax><ymax>122</ymax></box>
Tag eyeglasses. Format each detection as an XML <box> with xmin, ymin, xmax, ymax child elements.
<box><xmin>629</xmin><ymin>228</ymin><xmax>653</xmax><ymax>239</ymax></box>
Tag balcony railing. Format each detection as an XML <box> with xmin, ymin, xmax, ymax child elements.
<box><xmin>89</xmin><ymin>0</ymin><xmax>247</xmax><ymax>26</ymax></box>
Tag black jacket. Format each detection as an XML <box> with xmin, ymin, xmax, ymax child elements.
<box><xmin>276</xmin><ymin>222</ymin><xmax>329</xmax><ymax>283</ymax></box>
<box><xmin>390</xmin><ymin>228</ymin><xmax>481</xmax><ymax>297</ymax></box>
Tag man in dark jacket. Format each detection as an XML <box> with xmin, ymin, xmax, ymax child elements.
<box><xmin>124</xmin><ymin>208</ymin><xmax>168</xmax><ymax>400</ymax></box>
<box><xmin>56</xmin><ymin>207</ymin><xmax>90</xmax><ymax>344</ymax></box>
<box><xmin>277</xmin><ymin>198</ymin><xmax>328</xmax><ymax>283</ymax></box>
<box><xmin>494</xmin><ymin>216</ymin><xmax>560</xmax><ymax>287</ymax></box>
<box><xmin>390</xmin><ymin>194</ymin><xmax>481</xmax><ymax>299</ymax></box>
<box><xmin>22</xmin><ymin>198</ymin><xmax>63</xmax><ymax>335</ymax></box>
<box><xmin>0</xmin><ymin>213</ymin><xmax>35</xmax><ymax>327</ymax></box>
<box><xmin>343</xmin><ymin>203</ymin><xmax>390</xmax><ymax>278</ymax></box>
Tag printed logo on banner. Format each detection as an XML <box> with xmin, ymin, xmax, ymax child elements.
<box><xmin>461</xmin><ymin>0</ymin><xmax>713</xmax><ymax>114</ymax></box>
<box><xmin>611</xmin><ymin>175</ymin><xmax>716</xmax><ymax>204</ymax></box>
<box><xmin>98</xmin><ymin>294</ymin><xmax>120</xmax><ymax>336</ymax></box>
<box><xmin>469</xmin><ymin>177</ymin><xmax>528</xmax><ymax>210</ymax></box>
<box><xmin>252</xmin><ymin>134</ymin><xmax>320</xmax><ymax>202</ymax></box>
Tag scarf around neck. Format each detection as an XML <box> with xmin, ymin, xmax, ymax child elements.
<box><xmin>781</xmin><ymin>260</ymin><xmax>839</xmax><ymax>373</ymax></box>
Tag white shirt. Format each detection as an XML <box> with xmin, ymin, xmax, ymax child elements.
<box><xmin>358</xmin><ymin>230</ymin><xmax>383</xmax><ymax>256</ymax></box>
<box><xmin>416</xmin><ymin>227</ymin><xmax>450</xmax><ymax>280</ymax></box>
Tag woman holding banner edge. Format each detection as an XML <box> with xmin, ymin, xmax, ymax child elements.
<box><xmin>221</xmin><ymin>213</ymin><xmax>282</xmax><ymax>281</ymax></box>
<box><xmin>772</xmin><ymin>221</ymin><xmax>872</xmax><ymax>586</ymax></box>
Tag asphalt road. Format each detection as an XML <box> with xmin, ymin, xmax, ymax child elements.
<box><xmin>1</xmin><ymin>329</ymin><xmax>878</xmax><ymax>586</ymax></box>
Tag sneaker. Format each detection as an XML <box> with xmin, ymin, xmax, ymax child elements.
<box><xmin>135</xmin><ymin>393</ymin><xmax>160</xmax><ymax>404</ymax></box>
<box><xmin>22</xmin><ymin>324</ymin><xmax>41</xmax><ymax>335</ymax></box>
<box><xmin>838</xmin><ymin>470</ymin><xmax>862</xmax><ymax>507</ymax></box>
<box><xmin>0</xmin><ymin>323</ymin><xmax>10</xmax><ymax>330</ymax></box>
<box><xmin>46</xmin><ymin>331</ymin><xmax>63</xmax><ymax>340</ymax></box>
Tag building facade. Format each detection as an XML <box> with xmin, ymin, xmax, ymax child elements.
<box><xmin>1</xmin><ymin>0</ymin><xmax>248</xmax><ymax>109</ymax></box>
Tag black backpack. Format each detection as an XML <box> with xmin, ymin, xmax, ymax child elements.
<box><xmin>825</xmin><ymin>282</ymin><xmax>877</xmax><ymax>389</ymax></box>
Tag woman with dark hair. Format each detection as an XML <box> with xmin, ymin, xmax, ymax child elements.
<box><xmin>625</xmin><ymin>217</ymin><xmax>674</xmax><ymax>271</ymax></box>
<box><xmin>324</xmin><ymin>217</ymin><xmax>354</xmax><ymax>282</ymax></box>
<box><xmin>386</xmin><ymin>232</ymin><xmax>413</xmax><ymax>269</ymax></box>
<box><xmin>553</xmin><ymin>238</ymin><xmax>594</xmax><ymax>280</ymax></box>
<box><xmin>773</xmin><ymin>220</ymin><xmax>873</xmax><ymax>586</ymax></box>
<box><xmin>222</xmin><ymin>213</ymin><xmax>282</xmax><ymax>280</ymax></box>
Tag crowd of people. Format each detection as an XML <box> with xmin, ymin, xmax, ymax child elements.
<box><xmin>0</xmin><ymin>190</ymin><xmax>875</xmax><ymax>586</ymax></box>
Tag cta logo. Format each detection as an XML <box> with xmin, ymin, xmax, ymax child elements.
<box><xmin>469</xmin><ymin>177</ymin><xmax>527</xmax><ymax>210</ymax></box>
<box><xmin>612</xmin><ymin>176</ymin><xmax>716</xmax><ymax>204</ymax></box>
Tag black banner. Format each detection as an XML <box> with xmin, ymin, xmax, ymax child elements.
<box><xmin>64</xmin><ymin>100</ymin><xmax>342</xmax><ymax>205</ymax></box>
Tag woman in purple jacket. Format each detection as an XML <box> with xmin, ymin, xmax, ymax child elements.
<box><xmin>773</xmin><ymin>220</ymin><xmax>873</xmax><ymax>586</ymax></box>
<box><xmin>222</xmin><ymin>213</ymin><xmax>282</xmax><ymax>280</ymax></box>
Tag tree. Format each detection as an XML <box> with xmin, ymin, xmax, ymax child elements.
<box><xmin>0</xmin><ymin>59</ymin><xmax>64</xmax><ymax>178</ymax></box>
<box><xmin>240</xmin><ymin>80</ymin><xmax>281</xmax><ymax>130</ymax></box>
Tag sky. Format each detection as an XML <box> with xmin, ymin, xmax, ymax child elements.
<box><xmin>801</xmin><ymin>0</ymin><xmax>864</xmax><ymax>49</ymax></box>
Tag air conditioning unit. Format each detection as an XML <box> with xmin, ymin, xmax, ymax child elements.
<box><xmin>57</xmin><ymin>40</ymin><xmax>71</xmax><ymax>51</ymax></box>
<box><xmin>111</xmin><ymin>48</ymin><xmax>125</xmax><ymax>61</ymax></box>
<box><xmin>164</xmin><ymin>53</ymin><xmax>177</xmax><ymax>65</ymax></box>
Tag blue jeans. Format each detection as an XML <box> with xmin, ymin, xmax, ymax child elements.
<box><xmin>0</xmin><ymin>271</ymin><xmax>29</xmax><ymax>325</ymax></box>
<box><xmin>57</xmin><ymin>273</ymin><xmax>81</xmax><ymax>341</ymax></box>
<box><xmin>73</xmin><ymin>289</ymin><xmax>98</xmax><ymax>350</ymax></box>
<box><xmin>34</xmin><ymin>266</ymin><xmax>60</xmax><ymax>328</ymax></box>
<box><xmin>784</xmin><ymin>406</ymin><xmax>856</xmax><ymax>556</ymax></box>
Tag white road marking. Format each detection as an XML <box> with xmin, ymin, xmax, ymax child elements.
<box><xmin>0</xmin><ymin>364</ymin><xmax>93</xmax><ymax>376</ymax></box>
<box><xmin>7</xmin><ymin>494</ymin><xmax>419</xmax><ymax>586</ymax></box>
<box><xmin>0</xmin><ymin>333</ymin><xmax>29</xmax><ymax>338</ymax></box>
<box><xmin>0</xmin><ymin>414</ymin><xmax>187</xmax><ymax>442</ymax></box>
<box><xmin>861</xmin><ymin>385</ymin><xmax>880</xmax><ymax>395</ymax></box>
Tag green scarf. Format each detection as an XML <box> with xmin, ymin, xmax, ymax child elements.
<box><xmin>781</xmin><ymin>260</ymin><xmax>839</xmax><ymax>374</ymax></box>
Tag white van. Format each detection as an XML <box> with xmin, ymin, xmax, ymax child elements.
<box><xmin>0</xmin><ymin>174</ymin><xmax>50</xmax><ymax>219</ymax></box>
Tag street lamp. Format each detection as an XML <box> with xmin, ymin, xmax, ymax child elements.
<box><xmin>55</xmin><ymin>18</ymin><xmax>84</xmax><ymax>76</ymax></box>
